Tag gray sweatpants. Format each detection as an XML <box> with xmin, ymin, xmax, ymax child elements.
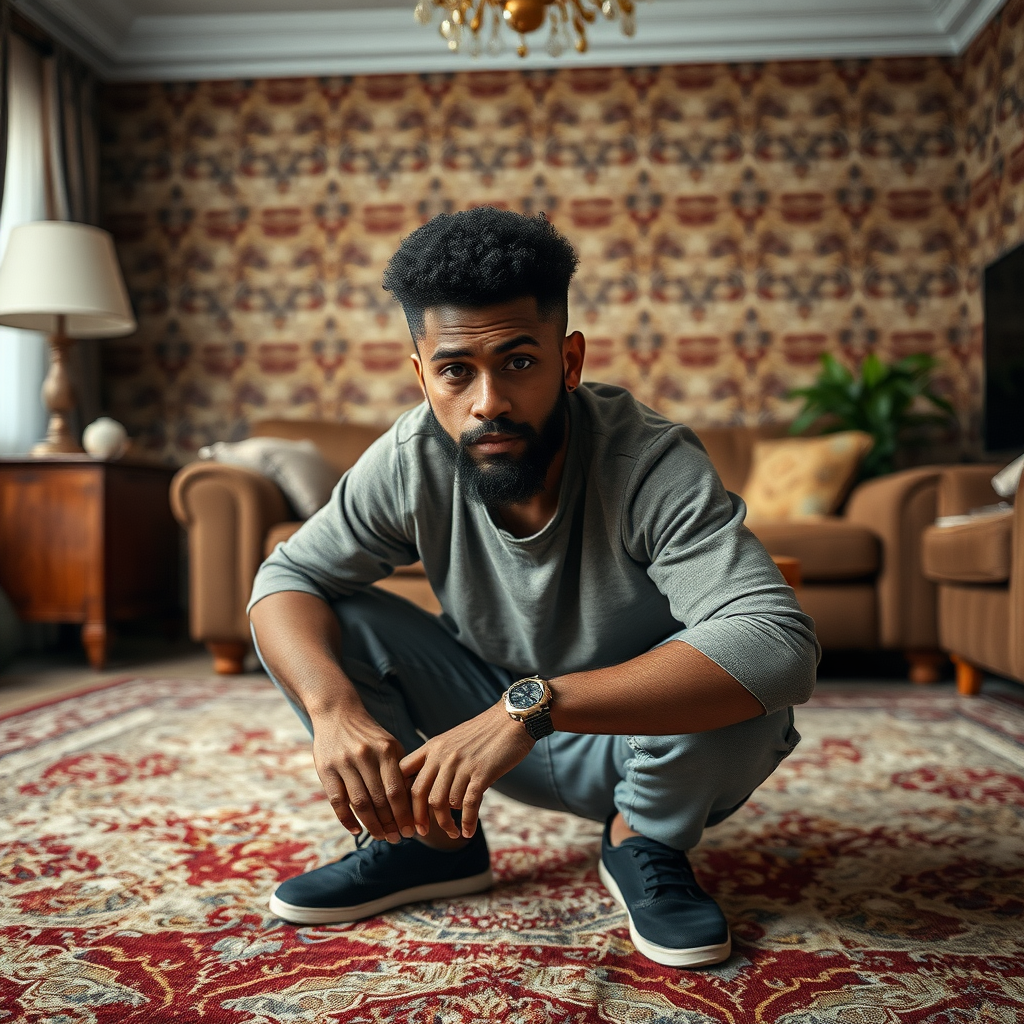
<box><xmin>255</xmin><ymin>587</ymin><xmax>801</xmax><ymax>851</ymax></box>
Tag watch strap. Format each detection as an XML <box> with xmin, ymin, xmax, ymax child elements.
<box><xmin>523</xmin><ymin>705</ymin><xmax>554</xmax><ymax>740</ymax></box>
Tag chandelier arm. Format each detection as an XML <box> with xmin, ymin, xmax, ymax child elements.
<box><xmin>468</xmin><ymin>0</ymin><xmax>485</xmax><ymax>33</ymax></box>
<box><xmin>570</xmin><ymin>0</ymin><xmax>597</xmax><ymax>23</ymax></box>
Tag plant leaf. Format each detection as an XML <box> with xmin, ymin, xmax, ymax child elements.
<box><xmin>861</xmin><ymin>352</ymin><xmax>886</xmax><ymax>389</ymax></box>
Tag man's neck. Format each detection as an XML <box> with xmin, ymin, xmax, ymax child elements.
<box><xmin>492</xmin><ymin>418</ymin><xmax>570</xmax><ymax>539</ymax></box>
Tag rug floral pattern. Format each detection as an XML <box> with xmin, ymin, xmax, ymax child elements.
<box><xmin>2</xmin><ymin>678</ymin><xmax>1023</xmax><ymax>1022</ymax></box>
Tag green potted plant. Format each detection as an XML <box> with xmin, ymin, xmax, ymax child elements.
<box><xmin>787</xmin><ymin>352</ymin><xmax>956</xmax><ymax>479</ymax></box>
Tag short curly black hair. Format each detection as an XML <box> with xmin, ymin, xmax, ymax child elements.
<box><xmin>382</xmin><ymin>207</ymin><xmax>579</xmax><ymax>340</ymax></box>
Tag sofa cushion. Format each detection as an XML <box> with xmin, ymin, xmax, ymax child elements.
<box><xmin>252</xmin><ymin>419</ymin><xmax>384</xmax><ymax>476</ymax></box>
<box><xmin>749</xmin><ymin>519</ymin><xmax>880</xmax><ymax>581</ymax></box>
<box><xmin>695</xmin><ymin>423</ymin><xmax>790</xmax><ymax>495</ymax></box>
<box><xmin>743</xmin><ymin>432</ymin><xmax>874</xmax><ymax>521</ymax></box>
<box><xmin>922</xmin><ymin>511</ymin><xmax>1013</xmax><ymax>584</ymax></box>
<box><xmin>201</xmin><ymin>437</ymin><xmax>339</xmax><ymax>518</ymax></box>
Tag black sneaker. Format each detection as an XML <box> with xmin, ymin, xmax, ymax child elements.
<box><xmin>269</xmin><ymin>829</ymin><xmax>492</xmax><ymax>925</ymax></box>
<box><xmin>598</xmin><ymin>817</ymin><xmax>731</xmax><ymax>968</ymax></box>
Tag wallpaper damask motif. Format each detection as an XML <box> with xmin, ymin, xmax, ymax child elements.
<box><xmin>99</xmin><ymin>46</ymin><xmax>991</xmax><ymax>463</ymax></box>
<box><xmin>963</xmin><ymin>0</ymin><xmax>1024</xmax><ymax>368</ymax></box>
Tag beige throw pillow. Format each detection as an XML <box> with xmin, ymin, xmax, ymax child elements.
<box><xmin>742</xmin><ymin>431</ymin><xmax>874</xmax><ymax>522</ymax></box>
<box><xmin>199</xmin><ymin>437</ymin><xmax>340</xmax><ymax>519</ymax></box>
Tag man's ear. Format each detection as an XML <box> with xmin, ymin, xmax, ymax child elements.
<box><xmin>410</xmin><ymin>351</ymin><xmax>427</xmax><ymax>399</ymax></box>
<box><xmin>563</xmin><ymin>330</ymin><xmax>585</xmax><ymax>391</ymax></box>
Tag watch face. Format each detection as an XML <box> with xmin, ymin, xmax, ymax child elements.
<box><xmin>508</xmin><ymin>679</ymin><xmax>545</xmax><ymax>710</ymax></box>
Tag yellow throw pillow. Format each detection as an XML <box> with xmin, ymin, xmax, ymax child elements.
<box><xmin>742</xmin><ymin>431</ymin><xmax>874</xmax><ymax>522</ymax></box>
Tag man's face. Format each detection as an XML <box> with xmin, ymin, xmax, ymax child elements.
<box><xmin>410</xmin><ymin>296</ymin><xmax>585</xmax><ymax>507</ymax></box>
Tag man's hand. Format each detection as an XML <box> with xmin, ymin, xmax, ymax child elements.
<box><xmin>399</xmin><ymin>703</ymin><xmax>534</xmax><ymax>840</ymax></box>
<box><xmin>310</xmin><ymin>710</ymin><xmax>415</xmax><ymax>844</ymax></box>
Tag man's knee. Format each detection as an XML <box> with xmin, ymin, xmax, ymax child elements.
<box><xmin>627</xmin><ymin>708</ymin><xmax>799</xmax><ymax>772</ymax></box>
<box><xmin>618</xmin><ymin>709</ymin><xmax>800</xmax><ymax>847</ymax></box>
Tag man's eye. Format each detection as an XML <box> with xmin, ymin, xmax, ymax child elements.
<box><xmin>441</xmin><ymin>365</ymin><xmax>468</xmax><ymax>380</ymax></box>
<box><xmin>508</xmin><ymin>356</ymin><xmax>534</xmax><ymax>370</ymax></box>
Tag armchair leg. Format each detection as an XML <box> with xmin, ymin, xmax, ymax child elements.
<box><xmin>906</xmin><ymin>650</ymin><xmax>944</xmax><ymax>684</ymax></box>
<box><xmin>951</xmin><ymin>654</ymin><xmax>983</xmax><ymax>696</ymax></box>
<box><xmin>208</xmin><ymin>642</ymin><xmax>247</xmax><ymax>675</ymax></box>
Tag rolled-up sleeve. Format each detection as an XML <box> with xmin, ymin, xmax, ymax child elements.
<box><xmin>624</xmin><ymin>430</ymin><xmax>820</xmax><ymax>715</ymax></box>
<box><xmin>247</xmin><ymin>428</ymin><xmax>418</xmax><ymax>614</ymax></box>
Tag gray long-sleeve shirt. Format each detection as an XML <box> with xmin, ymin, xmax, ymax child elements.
<box><xmin>249</xmin><ymin>383</ymin><xmax>819</xmax><ymax>716</ymax></box>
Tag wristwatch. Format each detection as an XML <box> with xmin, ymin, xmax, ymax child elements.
<box><xmin>503</xmin><ymin>675</ymin><xmax>554</xmax><ymax>740</ymax></box>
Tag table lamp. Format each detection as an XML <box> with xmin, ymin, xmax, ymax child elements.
<box><xmin>0</xmin><ymin>221</ymin><xmax>136</xmax><ymax>455</ymax></box>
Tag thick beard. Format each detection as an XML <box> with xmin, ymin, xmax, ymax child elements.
<box><xmin>428</xmin><ymin>388</ymin><xmax>568</xmax><ymax>508</ymax></box>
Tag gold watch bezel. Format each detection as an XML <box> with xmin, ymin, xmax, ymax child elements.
<box><xmin>503</xmin><ymin>675</ymin><xmax>552</xmax><ymax>720</ymax></box>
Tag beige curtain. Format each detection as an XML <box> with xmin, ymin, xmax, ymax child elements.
<box><xmin>0</xmin><ymin>33</ymin><xmax>49</xmax><ymax>454</ymax></box>
<box><xmin>0</xmin><ymin>0</ymin><xmax>9</xmax><ymax>215</ymax></box>
<box><xmin>42</xmin><ymin>44</ymin><xmax>103</xmax><ymax>435</ymax></box>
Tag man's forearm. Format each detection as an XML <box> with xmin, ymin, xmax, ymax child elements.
<box><xmin>249</xmin><ymin>591</ymin><xmax>365</xmax><ymax>718</ymax></box>
<box><xmin>549</xmin><ymin>640</ymin><xmax>765</xmax><ymax>736</ymax></box>
<box><xmin>251</xmin><ymin>591</ymin><xmax>423</xmax><ymax>842</ymax></box>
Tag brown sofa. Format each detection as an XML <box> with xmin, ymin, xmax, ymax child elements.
<box><xmin>921</xmin><ymin>465</ymin><xmax>1021</xmax><ymax>694</ymax></box>
<box><xmin>171</xmin><ymin>418</ymin><xmax>945</xmax><ymax>676</ymax></box>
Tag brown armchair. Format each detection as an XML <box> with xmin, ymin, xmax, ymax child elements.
<box><xmin>172</xmin><ymin>418</ymin><xmax>947</xmax><ymax>676</ymax></box>
<box><xmin>170</xmin><ymin>419</ymin><xmax>438</xmax><ymax>674</ymax></box>
<box><xmin>698</xmin><ymin>426</ymin><xmax>945</xmax><ymax>681</ymax></box>
<box><xmin>921</xmin><ymin>465</ymin><xmax>1021</xmax><ymax>694</ymax></box>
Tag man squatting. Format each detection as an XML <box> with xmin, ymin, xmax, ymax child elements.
<box><xmin>248</xmin><ymin>207</ymin><xmax>819</xmax><ymax>969</ymax></box>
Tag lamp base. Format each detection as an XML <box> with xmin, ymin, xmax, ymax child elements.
<box><xmin>32</xmin><ymin>326</ymin><xmax>84</xmax><ymax>456</ymax></box>
<box><xmin>32</xmin><ymin>418</ymin><xmax>84</xmax><ymax>456</ymax></box>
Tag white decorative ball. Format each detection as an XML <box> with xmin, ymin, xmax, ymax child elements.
<box><xmin>83</xmin><ymin>417</ymin><xmax>128</xmax><ymax>460</ymax></box>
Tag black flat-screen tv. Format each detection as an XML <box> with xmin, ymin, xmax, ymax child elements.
<box><xmin>983</xmin><ymin>244</ymin><xmax>1024</xmax><ymax>454</ymax></box>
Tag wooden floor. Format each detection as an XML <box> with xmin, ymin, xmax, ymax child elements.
<box><xmin>0</xmin><ymin>636</ymin><xmax>264</xmax><ymax>716</ymax></box>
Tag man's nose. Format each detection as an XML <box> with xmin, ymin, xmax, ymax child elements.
<box><xmin>471</xmin><ymin>372</ymin><xmax>512</xmax><ymax>422</ymax></box>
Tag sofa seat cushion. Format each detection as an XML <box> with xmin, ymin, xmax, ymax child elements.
<box><xmin>262</xmin><ymin>523</ymin><xmax>428</xmax><ymax>582</ymax></box>
<box><xmin>922</xmin><ymin>512</ymin><xmax>1012</xmax><ymax>584</ymax></box>
<box><xmin>749</xmin><ymin>519</ymin><xmax>880</xmax><ymax>581</ymax></box>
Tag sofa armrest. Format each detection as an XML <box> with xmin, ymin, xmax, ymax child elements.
<box><xmin>170</xmin><ymin>461</ymin><xmax>291</xmax><ymax>645</ymax></box>
<box><xmin>934</xmin><ymin>464</ymin><xmax>1003</xmax><ymax>518</ymax></box>
<box><xmin>844</xmin><ymin>467</ymin><xmax>943</xmax><ymax>650</ymax></box>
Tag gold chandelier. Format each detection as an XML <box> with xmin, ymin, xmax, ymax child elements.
<box><xmin>413</xmin><ymin>0</ymin><xmax>639</xmax><ymax>58</ymax></box>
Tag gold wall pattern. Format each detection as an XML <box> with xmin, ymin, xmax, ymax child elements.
<box><xmin>98</xmin><ymin>35</ymin><xmax>1017</xmax><ymax>463</ymax></box>
<box><xmin>963</xmin><ymin>0</ymin><xmax>1024</xmax><ymax>386</ymax></box>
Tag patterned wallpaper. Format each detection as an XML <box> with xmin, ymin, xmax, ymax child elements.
<box><xmin>98</xmin><ymin>31</ymin><xmax>1014</xmax><ymax>462</ymax></box>
<box><xmin>963</xmin><ymin>0</ymin><xmax>1024</xmax><ymax>380</ymax></box>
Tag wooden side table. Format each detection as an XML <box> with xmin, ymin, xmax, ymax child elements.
<box><xmin>771</xmin><ymin>555</ymin><xmax>802</xmax><ymax>589</ymax></box>
<box><xmin>0</xmin><ymin>456</ymin><xmax>179</xmax><ymax>669</ymax></box>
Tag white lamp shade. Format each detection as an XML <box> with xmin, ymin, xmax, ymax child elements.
<box><xmin>0</xmin><ymin>221</ymin><xmax>136</xmax><ymax>338</ymax></box>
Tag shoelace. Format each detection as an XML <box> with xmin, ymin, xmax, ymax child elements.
<box><xmin>630</xmin><ymin>843</ymin><xmax>707</xmax><ymax>901</ymax></box>
<box><xmin>343</xmin><ymin>829</ymin><xmax>389</xmax><ymax>863</ymax></box>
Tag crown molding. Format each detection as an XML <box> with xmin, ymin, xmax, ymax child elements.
<box><xmin>11</xmin><ymin>0</ymin><xmax>1009</xmax><ymax>81</ymax></box>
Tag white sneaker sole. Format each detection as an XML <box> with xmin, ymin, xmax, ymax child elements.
<box><xmin>269</xmin><ymin>867</ymin><xmax>494</xmax><ymax>925</ymax></box>
<box><xmin>598</xmin><ymin>860</ymin><xmax>732</xmax><ymax>968</ymax></box>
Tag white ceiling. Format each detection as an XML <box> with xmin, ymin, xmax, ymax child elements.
<box><xmin>11</xmin><ymin>0</ymin><xmax>1007</xmax><ymax>81</ymax></box>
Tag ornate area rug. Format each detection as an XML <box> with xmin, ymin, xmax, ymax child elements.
<box><xmin>2</xmin><ymin>678</ymin><xmax>1023</xmax><ymax>1023</ymax></box>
